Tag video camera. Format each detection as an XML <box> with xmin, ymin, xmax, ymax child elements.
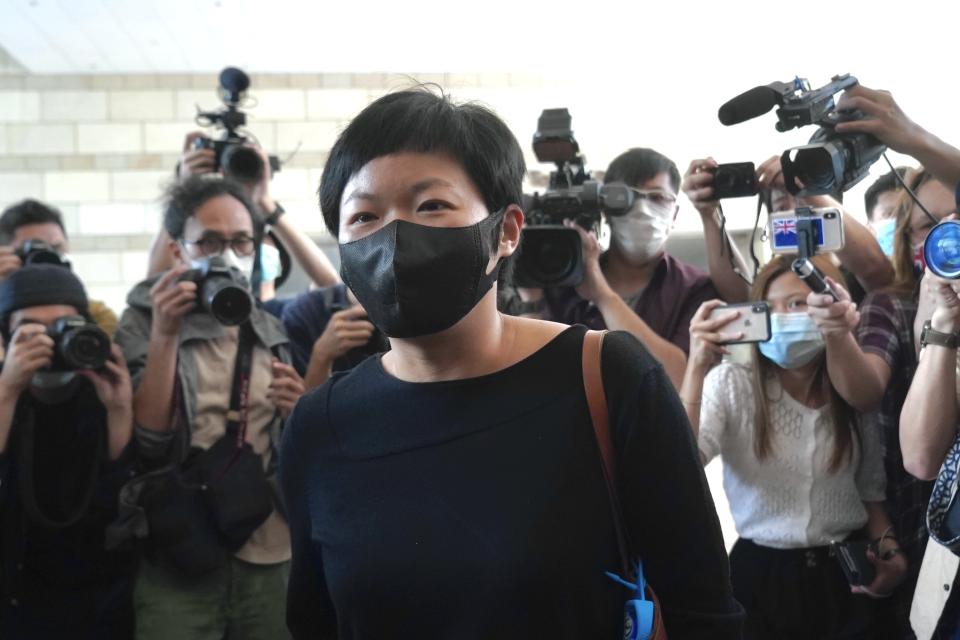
<box><xmin>181</xmin><ymin>255</ymin><xmax>254</xmax><ymax>326</ymax></box>
<box><xmin>515</xmin><ymin>109</ymin><xmax>638</xmax><ymax>288</ymax></box>
<box><xmin>17</xmin><ymin>239</ymin><xmax>68</xmax><ymax>268</ymax></box>
<box><xmin>718</xmin><ymin>74</ymin><xmax>886</xmax><ymax>197</ymax></box>
<box><xmin>194</xmin><ymin>67</ymin><xmax>282</xmax><ymax>184</ymax></box>
<box><xmin>46</xmin><ymin>316</ymin><xmax>111</xmax><ymax>371</ymax></box>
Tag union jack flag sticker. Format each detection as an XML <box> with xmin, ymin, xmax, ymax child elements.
<box><xmin>773</xmin><ymin>218</ymin><xmax>796</xmax><ymax>236</ymax></box>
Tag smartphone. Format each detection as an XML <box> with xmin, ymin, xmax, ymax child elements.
<box><xmin>711</xmin><ymin>162</ymin><xmax>758</xmax><ymax>199</ymax></box>
<box><xmin>705</xmin><ymin>301</ymin><xmax>771</xmax><ymax>344</ymax></box>
<box><xmin>768</xmin><ymin>207</ymin><xmax>845</xmax><ymax>254</ymax></box>
<box><xmin>831</xmin><ymin>540</ymin><xmax>876</xmax><ymax>587</ymax></box>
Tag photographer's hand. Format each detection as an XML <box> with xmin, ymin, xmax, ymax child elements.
<box><xmin>687</xmin><ymin>300</ymin><xmax>740</xmax><ymax>376</ymax></box>
<box><xmin>0</xmin><ymin>247</ymin><xmax>22</xmax><ymax>282</ymax></box>
<box><xmin>835</xmin><ymin>86</ymin><xmax>925</xmax><ymax>157</ymax></box>
<box><xmin>79</xmin><ymin>344</ymin><xmax>133</xmax><ymax>460</ymax></box>
<box><xmin>178</xmin><ymin>131</ymin><xmax>216</xmax><ymax>180</ymax></box>
<box><xmin>806</xmin><ymin>278</ymin><xmax>859</xmax><ymax>341</ymax></box>
<box><xmin>564</xmin><ymin>220</ymin><xmax>611</xmax><ymax>304</ymax></box>
<box><xmin>808</xmin><ymin>278</ymin><xmax>888</xmax><ymax>413</ymax></box>
<box><xmin>0</xmin><ymin>324</ymin><xmax>54</xmax><ymax>395</ymax></box>
<box><xmin>682</xmin><ymin>158</ymin><xmax>721</xmax><ymax>217</ymax></box>
<box><xmin>150</xmin><ymin>265</ymin><xmax>197</xmax><ymax>339</ymax></box>
<box><xmin>836</xmin><ymin>85</ymin><xmax>960</xmax><ymax>190</ymax></box>
<box><xmin>683</xmin><ymin>158</ymin><xmax>750</xmax><ymax>303</ymax></box>
<box><xmin>680</xmin><ymin>300</ymin><xmax>740</xmax><ymax>444</ymax></box>
<box><xmin>927</xmin><ymin>273</ymin><xmax>960</xmax><ymax>334</ymax></box>
<box><xmin>269</xmin><ymin>360</ymin><xmax>306</xmax><ymax>419</ymax></box>
<box><xmin>306</xmin><ymin>306</ymin><xmax>375</xmax><ymax>389</ymax></box>
<box><xmin>0</xmin><ymin>324</ymin><xmax>54</xmax><ymax>454</ymax></box>
<box><xmin>756</xmin><ymin>155</ymin><xmax>787</xmax><ymax>194</ymax></box>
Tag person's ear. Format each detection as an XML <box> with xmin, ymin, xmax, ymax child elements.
<box><xmin>169</xmin><ymin>237</ymin><xmax>188</xmax><ymax>266</ymax></box>
<box><xmin>671</xmin><ymin>203</ymin><xmax>680</xmax><ymax>222</ymax></box>
<box><xmin>496</xmin><ymin>205</ymin><xmax>524</xmax><ymax>260</ymax></box>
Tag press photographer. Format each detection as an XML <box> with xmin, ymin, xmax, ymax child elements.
<box><xmin>0</xmin><ymin>200</ymin><xmax>119</xmax><ymax>336</ymax></box>
<box><xmin>0</xmin><ymin>265</ymin><xmax>137</xmax><ymax>639</ymax></box>
<box><xmin>151</xmin><ymin>67</ymin><xmax>341</xmax><ymax>311</ymax></box>
<box><xmin>521</xmin><ymin>134</ymin><xmax>719</xmax><ymax>388</ymax></box>
<box><xmin>113</xmin><ymin>176</ymin><xmax>304</xmax><ymax>639</ymax></box>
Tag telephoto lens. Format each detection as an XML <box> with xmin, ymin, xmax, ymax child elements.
<box><xmin>198</xmin><ymin>256</ymin><xmax>254</xmax><ymax>326</ymax></box>
<box><xmin>924</xmin><ymin>221</ymin><xmax>960</xmax><ymax>279</ymax></box>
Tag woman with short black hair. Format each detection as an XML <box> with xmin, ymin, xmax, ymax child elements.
<box><xmin>280</xmin><ymin>88</ymin><xmax>743</xmax><ymax>639</ymax></box>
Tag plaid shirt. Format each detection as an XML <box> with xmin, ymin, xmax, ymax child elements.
<box><xmin>857</xmin><ymin>291</ymin><xmax>960</xmax><ymax>638</ymax></box>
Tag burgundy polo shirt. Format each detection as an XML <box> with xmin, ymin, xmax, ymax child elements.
<box><xmin>544</xmin><ymin>252</ymin><xmax>720</xmax><ymax>354</ymax></box>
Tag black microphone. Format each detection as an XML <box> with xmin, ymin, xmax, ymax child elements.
<box><xmin>718</xmin><ymin>85</ymin><xmax>780</xmax><ymax>126</ymax></box>
<box><xmin>219</xmin><ymin>67</ymin><xmax>250</xmax><ymax>104</ymax></box>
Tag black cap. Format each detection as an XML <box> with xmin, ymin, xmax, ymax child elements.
<box><xmin>0</xmin><ymin>265</ymin><xmax>88</xmax><ymax>325</ymax></box>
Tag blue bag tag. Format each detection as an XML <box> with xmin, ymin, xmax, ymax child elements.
<box><xmin>605</xmin><ymin>560</ymin><xmax>654</xmax><ymax>640</ymax></box>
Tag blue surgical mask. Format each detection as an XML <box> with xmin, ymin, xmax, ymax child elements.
<box><xmin>874</xmin><ymin>218</ymin><xmax>896</xmax><ymax>257</ymax></box>
<box><xmin>758</xmin><ymin>312</ymin><xmax>825</xmax><ymax>369</ymax></box>
<box><xmin>259</xmin><ymin>243</ymin><xmax>282</xmax><ymax>283</ymax></box>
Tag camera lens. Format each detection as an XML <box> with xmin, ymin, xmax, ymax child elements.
<box><xmin>788</xmin><ymin>147</ymin><xmax>839</xmax><ymax>194</ymax></box>
<box><xmin>201</xmin><ymin>272</ymin><xmax>253</xmax><ymax>326</ymax></box>
<box><xmin>60</xmin><ymin>327</ymin><xmax>111</xmax><ymax>370</ymax></box>
<box><xmin>221</xmin><ymin>145</ymin><xmax>264</xmax><ymax>183</ymax></box>
<box><xmin>924</xmin><ymin>221</ymin><xmax>960</xmax><ymax>279</ymax></box>
<box><xmin>516</xmin><ymin>227</ymin><xmax>583</xmax><ymax>287</ymax></box>
<box><xmin>210</xmin><ymin>286</ymin><xmax>253</xmax><ymax>326</ymax></box>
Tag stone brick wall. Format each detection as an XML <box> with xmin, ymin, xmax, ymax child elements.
<box><xmin>0</xmin><ymin>55</ymin><xmax>560</xmax><ymax>312</ymax></box>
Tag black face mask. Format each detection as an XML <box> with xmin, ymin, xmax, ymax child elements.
<box><xmin>339</xmin><ymin>211</ymin><xmax>505</xmax><ymax>338</ymax></box>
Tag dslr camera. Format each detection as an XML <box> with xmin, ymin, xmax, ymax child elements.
<box><xmin>515</xmin><ymin>109</ymin><xmax>639</xmax><ymax>288</ymax></box>
<box><xmin>181</xmin><ymin>255</ymin><xmax>254</xmax><ymax>326</ymax></box>
<box><xmin>194</xmin><ymin>67</ymin><xmax>281</xmax><ymax>184</ymax></box>
<box><xmin>17</xmin><ymin>239</ymin><xmax>68</xmax><ymax>268</ymax></box>
<box><xmin>718</xmin><ymin>74</ymin><xmax>885</xmax><ymax>196</ymax></box>
<box><xmin>46</xmin><ymin>315</ymin><xmax>111</xmax><ymax>371</ymax></box>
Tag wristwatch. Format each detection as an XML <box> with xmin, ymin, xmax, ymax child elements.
<box><xmin>920</xmin><ymin>320</ymin><xmax>960</xmax><ymax>349</ymax></box>
<box><xmin>264</xmin><ymin>202</ymin><xmax>285</xmax><ymax>227</ymax></box>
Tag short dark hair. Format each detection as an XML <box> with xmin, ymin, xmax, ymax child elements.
<box><xmin>604</xmin><ymin>148</ymin><xmax>681</xmax><ymax>194</ymax></box>
<box><xmin>163</xmin><ymin>176</ymin><xmax>261</xmax><ymax>241</ymax></box>
<box><xmin>0</xmin><ymin>199</ymin><xmax>67</xmax><ymax>246</ymax></box>
<box><xmin>318</xmin><ymin>88</ymin><xmax>526</xmax><ymax>238</ymax></box>
<box><xmin>864</xmin><ymin>167</ymin><xmax>909</xmax><ymax>220</ymax></box>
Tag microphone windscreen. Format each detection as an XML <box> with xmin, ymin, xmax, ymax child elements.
<box><xmin>219</xmin><ymin>67</ymin><xmax>250</xmax><ymax>94</ymax></box>
<box><xmin>718</xmin><ymin>86</ymin><xmax>779</xmax><ymax>126</ymax></box>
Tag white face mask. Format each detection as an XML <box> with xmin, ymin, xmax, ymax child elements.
<box><xmin>607</xmin><ymin>198</ymin><xmax>674</xmax><ymax>264</ymax></box>
<box><xmin>189</xmin><ymin>248</ymin><xmax>256</xmax><ymax>283</ymax></box>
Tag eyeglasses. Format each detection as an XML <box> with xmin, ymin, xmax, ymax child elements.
<box><xmin>182</xmin><ymin>235</ymin><xmax>256</xmax><ymax>258</ymax></box>
<box><xmin>630</xmin><ymin>188</ymin><xmax>677</xmax><ymax>208</ymax></box>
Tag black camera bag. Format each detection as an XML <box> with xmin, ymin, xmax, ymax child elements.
<box><xmin>138</xmin><ymin>322</ymin><xmax>274</xmax><ymax>577</ymax></box>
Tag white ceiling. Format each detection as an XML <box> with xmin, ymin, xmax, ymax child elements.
<box><xmin>3</xmin><ymin>0</ymin><xmax>956</xmax><ymax>76</ymax></box>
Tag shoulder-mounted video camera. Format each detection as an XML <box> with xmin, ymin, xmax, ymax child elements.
<box><xmin>194</xmin><ymin>67</ymin><xmax>282</xmax><ymax>184</ymax></box>
<box><xmin>718</xmin><ymin>73</ymin><xmax>886</xmax><ymax>197</ymax></box>
<box><xmin>515</xmin><ymin>109</ymin><xmax>639</xmax><ymax>288</ymax></box>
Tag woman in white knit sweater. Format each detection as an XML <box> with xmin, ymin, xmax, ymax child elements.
<box><xmin>680</xmin><ymin>253</ymin><xmax>907</xmax><ymax>639</ymax></box>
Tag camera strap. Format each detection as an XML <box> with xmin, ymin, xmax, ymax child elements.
<box><xmin>17</xmin><ymin>393</ymin><xmax>104</xmax><ymax>529</ymax></box>
<box><xmin>225</xmin><ymin>322</ymin><xmax>256</xmax><ymax>446</ymax></box>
